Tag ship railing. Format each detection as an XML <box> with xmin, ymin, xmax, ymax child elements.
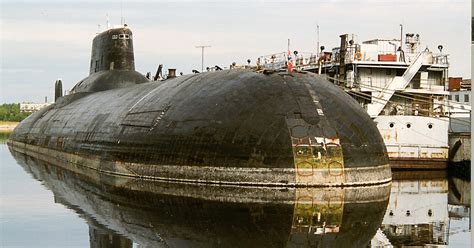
<box><xmin>432</xmin><ymin>53</ymin><xmax>449</xmax><ymax>66</ymax></box>
<box><xmin>386</xmin><ymin>143</ymin><xmax>449</xmax><ymax>159</ymax></box>
<box><xmin>294</xmin><ymin>52</ymin><xmax>318</xmax><ymax>66</ymax></box>
<box><xmin>258</xmin><ymin>52</ymin><xmax>320</xmax><ymax>70</ymax></box>
<box><xmin>258</xmin><ymin>52</ymin><xmax>287</xmax><ymax>70</ymax></box>
<box><xmin>327</xmin><ymin>76</ymin><xmax>450</xmax><ymax>118</ymax></box>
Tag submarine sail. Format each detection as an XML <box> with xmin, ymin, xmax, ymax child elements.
<box><xmin>71</xmin><ymin>25</ymin><xmax>148</xmax><ymax>93</ymax></box>
<box><xmin>89</xmin><ymin>25</ymin><xmax>135</xmax><ymax>74</ymax></box>
<box><xmin>8</xmin><ymin>25</ymin><xmax>391</xmax><ymax>186</ymax></box>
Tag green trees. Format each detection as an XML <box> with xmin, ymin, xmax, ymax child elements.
<box><xmin>0</xmin><ymin>104</ymin><xmax>30</xmax><ymax>122</ymax></box>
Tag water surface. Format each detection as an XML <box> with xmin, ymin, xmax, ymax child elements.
<box><xmin>0</xmin><ymin>137</ymin><xmax>471</xmax><ymax>247</ymax></box>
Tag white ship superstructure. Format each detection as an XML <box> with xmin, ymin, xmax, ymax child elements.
<box><xmin>260</xmin><ymin>32</ymin><xmax>452</xmax><ymax>167</ymax></box>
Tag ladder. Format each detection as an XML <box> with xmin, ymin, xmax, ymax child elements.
<box><xmin>367</xmin><ymin>51</ymin><xmax>428</xmax><ymax>117</ymax></box>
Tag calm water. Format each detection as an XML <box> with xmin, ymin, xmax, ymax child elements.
<box><xmin>0</xmin><ymin>137</ymin><xmax>471</xmax><ymax>247</ymax></box>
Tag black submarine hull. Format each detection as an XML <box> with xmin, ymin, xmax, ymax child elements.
<box><xmin>9</xmin><ymin>70</ymin><xmax>390</xmax><ymax>186</ymax></box>
<box><xmin>8</xmin><ymin>26</ymin><xmax>390</xmax><ymax>186</ymax></box>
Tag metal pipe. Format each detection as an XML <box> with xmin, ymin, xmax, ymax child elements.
<box><xmin>196</xmin><ymin>45</ymin><xmax>211</xmax><ymax>72</ymax></box>
<box><xmin>168</xmin><ymin>69</ymin><xmax>176</xmax><ymax>79</ymax></box>
<box><xmin>317</xmin><ymin>24</ymin><xmax>320</xmax><ymax>57</ymax></box>
<box><xmin>400</xmin><ymin>24</ymin><xmax>403</xmax><ymax>53</ymax></box>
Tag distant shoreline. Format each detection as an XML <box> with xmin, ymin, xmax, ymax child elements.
<box><xmin>0</xmin><ymin>121</ymin><xmax>19</xmax><ymax>132</ymax></box>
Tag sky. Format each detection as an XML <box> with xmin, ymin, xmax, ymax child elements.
<box><xmin>0</xmin><ymin>0</ymin><xmax>471</xmax><ymax>103</ymax></box>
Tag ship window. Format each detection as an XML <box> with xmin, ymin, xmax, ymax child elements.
<box><xmin>455</xmin><ymin>94</ymin><xmax>459</xmax><ymax>102</ymax></box>
<box><xmin>428</xmin><ymin>123</ymin><xmax>433</xmax><ymax>129</ymax></box>
<box><xmin>389</xmin><ymin>122</ymin><xmax>394</xmax><ymax>128</ymax></box>
<box><xmin>448</xmin><ymin>95</ymin><xmax>452</xmax><ymax>100</ymax></box>
<box><xmin>125</xmin><ymin>34</ymin><xmax>130</xmax><ymax>39</ymax></box>
<box><xmin>406</xmin><ymin>123</ymin><xmax>411</xmax><ymax>128</ymax></box>
<box><xmin>465</xmin><ymin>94</ymin><xmax>469</xmax><ymax>102</ymax></box>
<box><xmin>112</xmin><ymin>34</ymin><xmax>118</xmax><ymax>39</ymax></box>
<box><xmin>119</xmin><ymin>34</ymin><xmax>125</xmax><ymax>39</ymax></box>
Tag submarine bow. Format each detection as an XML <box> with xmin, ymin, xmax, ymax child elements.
<box><xmin>8</xmin><ymin>25</ymin><xmax>391</xmax><ymax>186</ymax></box>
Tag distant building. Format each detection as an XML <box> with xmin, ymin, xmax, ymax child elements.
<box><xmin>20</xmin><ymin>102</ymin><xmax>52</xmax><ymax>113</ymax></box>
<box><xmin>447</xmin><ymin>77</ymin><xmax>471</xmax><ymax>118</ymax></box>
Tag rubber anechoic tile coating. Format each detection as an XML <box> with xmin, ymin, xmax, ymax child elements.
<box><xmin>9</xmin><ymin>70</ymin><xmax>390</xmax><ymax>186</ymax></box>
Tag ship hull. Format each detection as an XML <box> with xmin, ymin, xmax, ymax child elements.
<box><xmin>375</xmin><ymin>115</ymin><xmax>449</xmax><ymax>169</ymax></box>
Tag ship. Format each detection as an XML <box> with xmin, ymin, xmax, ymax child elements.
<box><xmin>7</xmin><ymin>24</ymin><xmax>391</xmax><ymax>186</ymax></box>
<box><xmin>260</xmin><ymin>32</ymin><xmax>453</xmax><ymax>169</ymax></box>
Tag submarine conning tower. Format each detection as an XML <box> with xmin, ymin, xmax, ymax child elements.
<box><xmin>70</xmin><ymin>25</ymin><xmax>148</xmax><ymax>94</ymax></box>
<box><xmin>89</xmin><ymin>25</ymin><xmax>135</xmax><ymax>75</ymax></box>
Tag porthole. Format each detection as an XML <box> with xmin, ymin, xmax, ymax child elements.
<box><xmin>406</xmin><ymin>123</ymin><xmax>411</xmax><ymax>128</ymax></box>
<box><xmin>428</xmin><ymin>123</ymin><xmax>433</xmax><ymax>129</ymax></box>
<box><xmin>389</xmin><ymin>122</ymin><xmax>394</xmax><ymax>128</ymax></box>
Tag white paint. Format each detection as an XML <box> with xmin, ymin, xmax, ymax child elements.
<box><xmin>375</xmin><ymin>115</ymin><xmax>449</xmax><ymax>159</ymax></box>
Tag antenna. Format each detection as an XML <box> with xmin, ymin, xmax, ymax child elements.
<box><xmin>317</xmin><ymin>24</ymin><xmax>320</xmax><ymax>56</ymax></box>
<box><xmin>399</xmin><ymin>24</ymin><xmax>403</xmax><ymax>52</ymax></box>
<box><xmin>121</xmin><ymin>0</ymin><xmax>124</xmax><ymax>25</ymax></box>
<box><xmin>195</xmin><ymin>45</ymin><xmax>211</xmax><ymax>72</ymax></box>
<box><xmin>106</xmin><ymin>14</ymin><xmax>110</xmax><ymax>29</ymax></box>
<box><xmin>287</xmin><ymin>38</ymin><xmax>290</xmax><ymax>53</ymax></box>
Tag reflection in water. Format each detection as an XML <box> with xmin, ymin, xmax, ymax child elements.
<box><xmin>0</xmin><ymin>131</ymin><xmax>11</xmax><ymax>142</ymax></box>
<box><xmin>9</xmin><ymin>148</ymin><xmax>390</xmax><ymax>248</ymax></box>
<box><xmin>373</xmin><ymin>171</ymin><xmax>471</xmax><ymax>247</ymax></box>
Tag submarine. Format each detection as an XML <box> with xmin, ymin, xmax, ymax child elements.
<box><xmin>8</xmin><ymin>24</ymin><xmax>391</xmax><ymax>186</ymax></box>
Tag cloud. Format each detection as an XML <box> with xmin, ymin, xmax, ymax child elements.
<box><xmin>2</xmin><ymin>20</ymin><xmax>94</xmax><ymax>45</ymax></box>
<box><xmin>1</xmin><ymin>0</ymin><xmax>471</xmax><ymax>103</ymax></box>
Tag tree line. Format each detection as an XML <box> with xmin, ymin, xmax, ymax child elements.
<box><xmin>0</xmin><ymin>104</ymin><xmax>31</xmax><ymax>122</ymax></box>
